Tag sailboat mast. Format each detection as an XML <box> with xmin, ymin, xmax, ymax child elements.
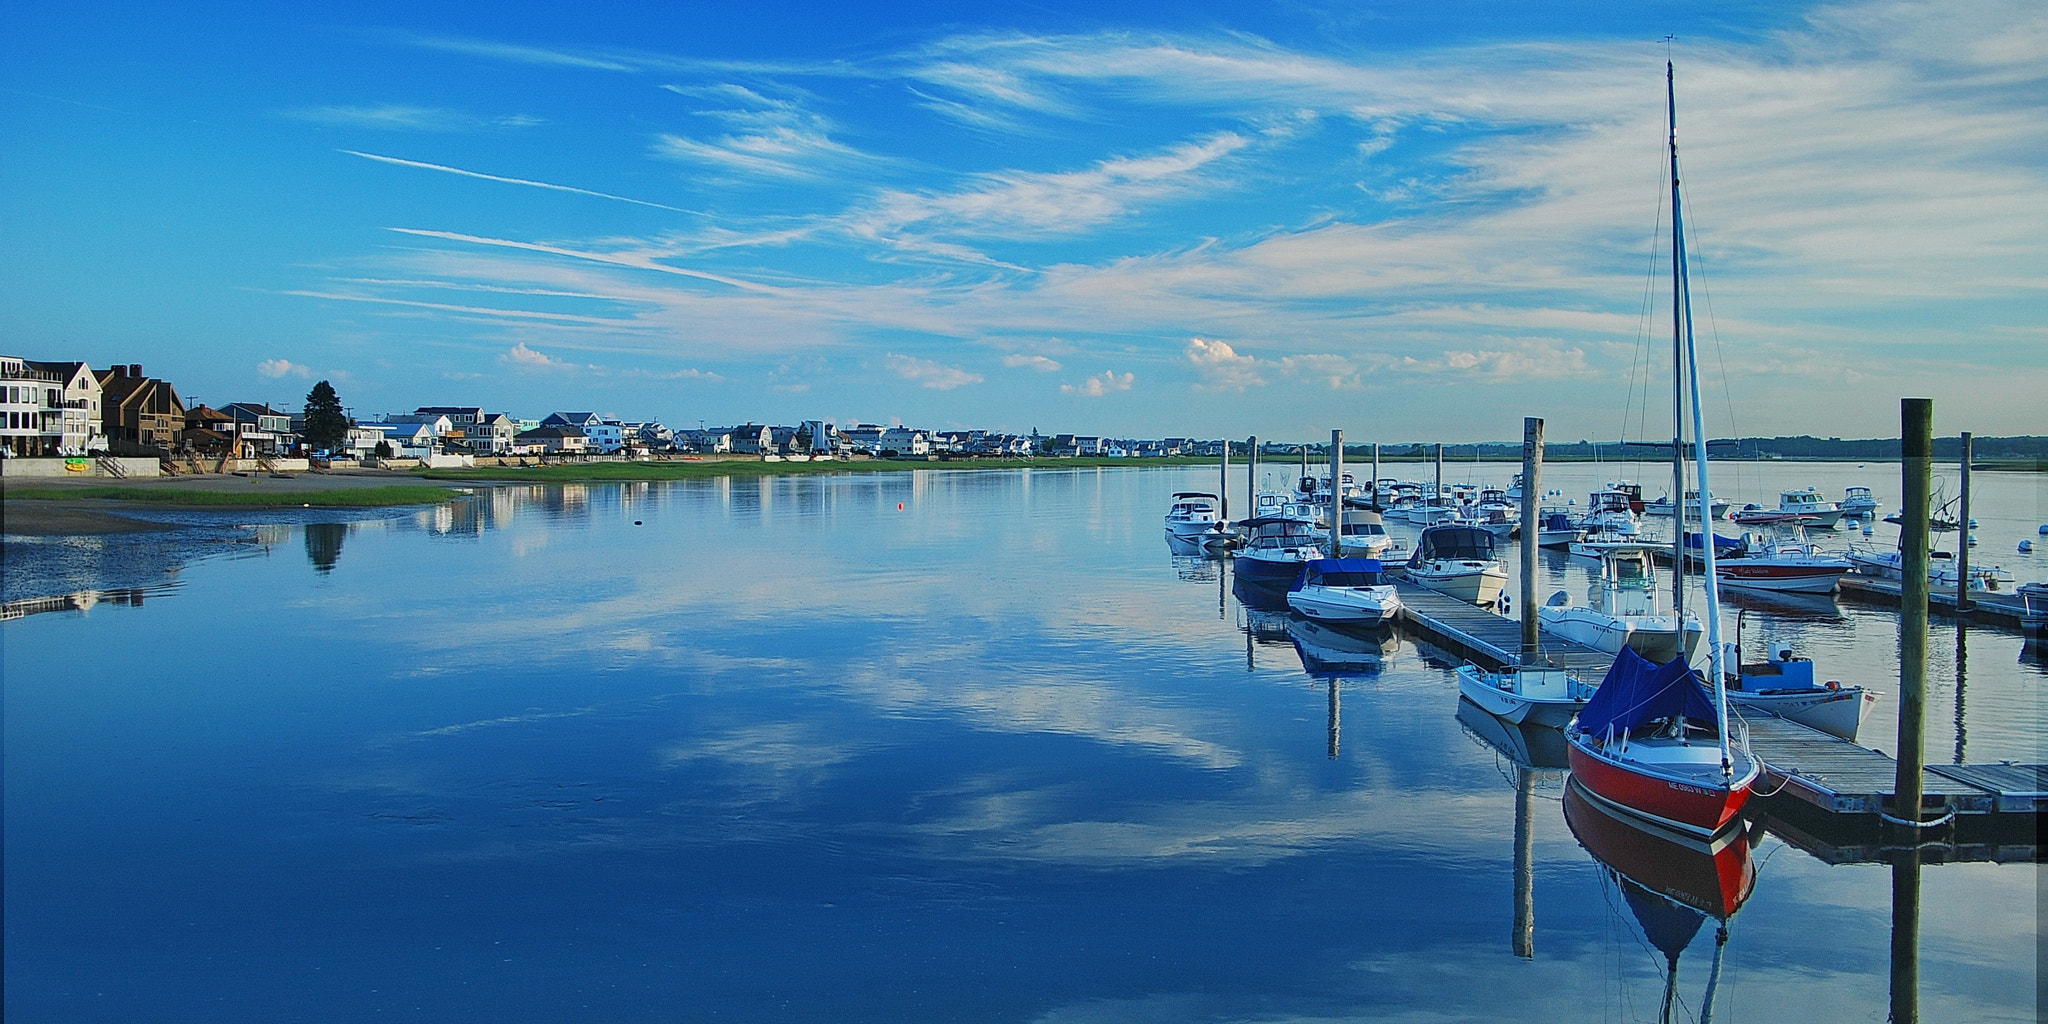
<box><xmin>1671</xmin><ymin>60</ymin><xmax>1733</xmax><ymax>776</ymax></box>
<box><xmin>1668</xmin><ymin>61</ymin><xmax>1687</xmax><ymax>625</ymax></box>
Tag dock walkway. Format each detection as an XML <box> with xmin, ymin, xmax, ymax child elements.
<box><xmin>1391</xmin><ymin>577</ymin><xmax>2043</xmax><ymax>823</ymax></box>
<box><xmin>1838</xmin><ymin>575</ymin><xmax>2037</xmax><ymax>631</ymax></box>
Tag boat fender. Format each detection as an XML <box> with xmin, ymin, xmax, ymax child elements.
<box><xmin>1826</xmin><ymin>680</ymin><xmax>1840</xmax><ymax>690</ymax></box>
<box><xmin>1498</xmin><ymin>593</ymin><xmax>1509</xmax><ymax>613</ymax></box>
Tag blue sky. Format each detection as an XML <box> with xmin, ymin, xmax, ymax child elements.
<box><xmin>5</xmin><ymin>0</ymin><xmax>2043</xmax><ymax>441</ymax></box>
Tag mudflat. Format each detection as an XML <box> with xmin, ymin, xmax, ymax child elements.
<box><xmin>3</xmin><ymin>469</ymin><xmax>457</xmax><ymax>535</ymax></box>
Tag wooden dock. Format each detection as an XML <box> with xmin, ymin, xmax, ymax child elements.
<box><xmin>1391</xmin><ymin>576</ymin><xmax>2045</xmax><ymax>824</ymax></box>
<box><xmin>1837</xmin><ymin>574</ymin><xmax>2038</xmax><ymax>631</ymax></box>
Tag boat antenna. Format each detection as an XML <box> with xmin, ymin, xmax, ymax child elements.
<box><xmin>1672</xmin><ymin>60</ymin><xmax>1733</xmax><ymax>779</ymax></box>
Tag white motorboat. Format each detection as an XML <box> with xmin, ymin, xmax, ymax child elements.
<box><xmin>1542</xmin><ymin>542</ymin><xmax>1703</xmax><ymax>663</ymax></box>
<box><xmin>1534</xmin><ymin>505</ymin><xmax>1583</xmax><ymax>549</ymax></box>
<box><xmin>1845</xmin><ymin>543</ymin><xmax>2014</xmax><ymax>593</ymax></box>
<box><xmin>1644</xmin><ymin>490</ymin><xmax>1730</xmax><ymax>521</ymax></box>
<box><xmin>1287</xmin><ymin>557</ymin><xmax>1402</xmax><ymax>626</ymax></box>
<box><xmin>1768</xmin><ymin>487</ymin><xmax>1845</xmax><ymax>529</ymax></box>
<box><xmin>1577</xmin><ymin>489</ymin><xmax>1640</xmax><ymax>537</ymax></box>
<box><xmin>1402</xmin><ymin>524</ymin><xmax>1509</xmax><ymax>607</ymax></box>
<box><xmin>1163</xmin><ymin>491</ymin><xmax>1223</xmax><ymax>540</ymax></box>
<box><xmin>1334</xmin><ymin>505</ymin><xmax>1396</xmax><ymax>558</ymax></box>
<box><xmin>1840</xmin><ymin>486</ymin><xmax>1879</xmax><ymax>518</ymax></box>
<box><xmin>1715</xmin><ymin>523</ymin><xmax>1853</xmax><ymax>594</ymax></box>
<box><xmin>1457</xmin><ymin>664</ymin><xmax>1596</xmax><ymax>729</ymax></box>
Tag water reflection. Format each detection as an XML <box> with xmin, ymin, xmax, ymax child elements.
<box><xmin>1563</xmin><ymin>781</ymin><xmax>1759</xmax><ymax>1023</ymax></box>
<box><xmin>1456</xmin><ymin>699</ymin><xmax>1570</xmax><ymax>961</ymax></box>
<box><xmin>0</xmin><ymin>584</ymin><xmax>174</xmax><ymax>621</ymax></box>
<box><xmin>304</xmin><ymin>521</ymin><xmax>347</xmax><ymax>572</ymax></box>
<box><xmin>1287</xmin><ymin>618</ymin><xmax>1397</xmax><ymax>677</ymax></box>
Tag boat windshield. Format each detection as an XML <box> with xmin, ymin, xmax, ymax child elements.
<box><xmin>1312</xmin><ymin>571</ymin><xmax>1380</xmax><ymax>588</ymax></box>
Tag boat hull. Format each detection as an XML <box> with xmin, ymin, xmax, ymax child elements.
<box><xmin>1403</xmin><ymin>563</ymin><xmax>1507</xmax><ymax>606</ymax></box>
<box><xmin>1564</xmin><ymin>730</ymin><xmax>1759</xmax><ymax>838</ymax></box>
<box><xmin>1540</xmin><ymin>608</ymin><xmax>1701</xmax><ymax>664</ymax></box>
<box><xmin>1456</xmin><ymin>666</ymin><xmax>1586</xmax><ymax>729</ymax></box>
<box><xmin>1287</xmin><ymin>587</ymin><xmax>1400</xmax><ymax>626</ymax></box>
<box><xmin>1714</xmin><ymin>562</ymin><xmax>1848</xmax><ymax>594</ymax></box>
<box><xmin>1234</xmin><ymin>551</ymin><xmax>1309</xmax><ymax>589</ymax></box>
<box><xmin>1728</xmin><ymin>688</ymin><xmax>1875</xmax><ymax>742</ymax></box>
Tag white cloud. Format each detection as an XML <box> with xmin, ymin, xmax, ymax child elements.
<box><xmin>1060</xmin><ymin>370</ymin><xmax>1133</xmax><ymax>396</ymax></box>
<box><xmin>1003</xmin><ymin>353</ymin><xmax>1062</xmax><ymax>372</ymax></box>
<box><xmin>345</xmin><ymin>152</ymin><xmax>686</xmax><ymax>211</ymax></box>
<box><xmin>502</xmin><ymin>342</ymin><xmax>566</xmax><ymax>368</ymax></box>
<box><xmin>1184</xmin><ymin>338</ymin><xmax>1265</xmax><ymax>391</ymax></box>
<box><xmin>652</xmin><ymin>85</ymin><xmax>878</xmax><ymax>179</ymax></box>
<box><xmin>887</xmin><ymin>353</ymin><xmax>983</xmax><ymax>390</ymax></box>
<box><xmin>257</xmin><ymin>358</ymin><xmax>312</xmax><ymax>379</ymax></box>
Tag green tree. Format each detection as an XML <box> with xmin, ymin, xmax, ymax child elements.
<box><xmin>302</xmin><ymin>380</ymin><xmax>350</xmax><ymax>453</ymax></box>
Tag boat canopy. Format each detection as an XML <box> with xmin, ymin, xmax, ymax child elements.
<box><xmin>1412</xmin><ymin>525</ymin><xmax>1497</xmax><ymax>562</ymax></box>
<box><xmin>1575</xmin><ymin>647</ymin><xmax>1717</xmax><ymax>737</ymax></box>
<box><xmin>1297</xmin><ymin>558</ymin><xmax>1385</xmax><ymax>589</ymax></box>
<box><xmin>1171</xmin><ymin>492</ymin><xmax>1218</xmax><ymax>500</ymax></box>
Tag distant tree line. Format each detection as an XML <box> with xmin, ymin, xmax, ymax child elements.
<box><xmin>1291</xmin><ymin>435</ymin><xmax>2047</xmax><ymax>461</ymax></box>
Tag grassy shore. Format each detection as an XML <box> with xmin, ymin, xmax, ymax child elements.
<box><xmin>416</xmin><ymin>455</ymin><xmax>1215</xmax><ymax>482</ymax></box>
<box><xmin>4</xmin><ymin>484</ymin><xmax>463</xmax><ymax>507</ymax></box>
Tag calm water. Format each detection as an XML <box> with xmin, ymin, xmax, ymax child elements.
<box><xmin>4</xmin><ymin>463</ymin><xmax>2042</xmax><ymax>1022</ymax></box>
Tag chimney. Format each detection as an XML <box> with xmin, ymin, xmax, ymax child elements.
<box><xmin>130</xmin><ymin>364</ymin><xmax>143</xmax><ymax>379</ymax></box>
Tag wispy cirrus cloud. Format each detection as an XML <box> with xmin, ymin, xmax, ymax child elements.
<box><xmin>887</xmin><ymin>354</ymin><xmax>983</xmax><ymax>390</ymax></box>
<box><xmin>1003</xmin><ymin>353</ymin><xmax>1061</xmax><ymax>372</ymax></box>
<box><xmin>653</xmin><ymin>83</ymin><xmax>879</xmax><ymax>180</ymax></box>
<box><xmin>344</xmin><ymin>151</ymin><xmax>689</xmax><ymax>212</ymax></box>
<box><xmin>284</xmin><ymin>104</ymin><xmax>542</xmax><ymax>132</ymax></box>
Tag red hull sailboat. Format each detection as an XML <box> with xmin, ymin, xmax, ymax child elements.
<box><xmin>1564</xmin><ymin>61</ymin><xmax>1759</xmax><ymax>839</ymax></box>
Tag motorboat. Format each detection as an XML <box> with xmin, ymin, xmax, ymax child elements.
<box><xmin>1456</xmin><ymin>663</ymin><xmax>1596</xmax><ymax>729</ymax></box>
<box><xmin>1766</xmin><ymin>486</ymin><xmax>1846</xmax><ymax>528</ymax></box>
<box><xmin>1287</xmin><ymin>557</ymin><xmax>1402</xmax><ymax>626</ymax></box>
<box><xmin>1540</xmin><ymin>542</ymin><xmax>1702</xmax><ymax>663</ymax></box>
<box><xmin>1577</xmin><ymin>489</ymin><xmax>1640</xmax><ymax>537</ymax></box>
<box><xmin>2019</xmin><ymin>581</ymin><xmax>2048</xmax><ymax>640</ymax></box>
<box><xmin>1163</xmin><ymin>492</ymin><xmax>1223</xmax><ymax>540</ymax></box>
<box><xmin>1715</xmin><ymin>523</ymin><xmax>1853</xmax><ymax>594</ymax></box>
<box><xmin>1334</xmin><ymin>504</ymin><xmax>1396</xmax><ymax>558</ymax></box>
<box><xmin>1840</xmin><ymin>486</ymin><xmax>1879</xmax><ymax>518</ymax></box>
<box><xmin>1644</xmin><ymin>489</ymin><xmax>1730</xmax><ymax>520</ymax></box>
<box><xmin>1845</xmin><ymin>542</ymin><xmax>2015</xmax><ymax>593</ymax></box>
<box><xmin>1564</xmin><ymin>63</ymin><xmax>1759</xmax><ymax>841</ymax></box>
<box><xmin>1535</xmin><ymin>505</ymin><xmax>1582</xmax><ymax>549</ymax></box>
<box><xmin>1231</xmin><ymin>516</ymin><xmax>1323</xmax><ymax>591</ymax></box>
<box><xmin>1402</xmin><ymin>524</ymin><xmax>1509</xmax><ymax>607</ymax></box>
<box><xmin>1725</xmin><ymin>639</ymin><xmax>1877</xmax><ymax>742</ymax></box>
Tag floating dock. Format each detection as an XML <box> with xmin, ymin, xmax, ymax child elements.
<box><xmin>1837</xmin><ymin>575</ymin><xmax>2038</xmax><ymax>631</ymax></box>
<box><xmin>1390</xmin><ymin>577</ymin><xmax>2045</xmax><ymax>827</ymax></box>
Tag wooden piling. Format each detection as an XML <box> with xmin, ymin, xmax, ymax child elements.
<box><xmin>1957</xmin><ymin>432</ymin><xmax>1972</xmax><ymax>612</ymax></box>
<box><xmin>1329</xmin><ymin>429</ymin><xmax>1345</xmax><ymax>557</ymax></box>
<box><xmin>1895</xmin><ymin>399</ymin><xmax>1932</xmax><ymax>824</ymax></box>
<box><xmin>1521</xmin><ymin>418</ymin><xmax>1543</xmax><ymax>657</ymax></box>
<box><xmin>1219</xmin><ymin>439</ymin><xmax>1230</xmax><ymax>523</ymax></box>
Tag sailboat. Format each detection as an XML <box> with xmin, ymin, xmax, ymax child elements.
<box><xmin>1563</xmin><ymin>62</ymin><xmax>1761</xmax><ymax>839</ymax></box>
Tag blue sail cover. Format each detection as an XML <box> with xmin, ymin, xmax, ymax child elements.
<box><xmin>1575</xmin><ymin>647</ymin><xmax>1718</xmax><ymax>736</ymax></box>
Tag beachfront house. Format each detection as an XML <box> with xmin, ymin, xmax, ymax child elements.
<box><xmin>221</xmin><ymin>403</ymin><xmax>297</xmax><ymax>455</ymax></box>
<box><xmin>21</xmin><ymin>360</ymin><xmax>105</xmax><ymax>456</ymax></box>
<box><xmin>95</xmin><ymin>364</ymin><xmax>185</xmax><ymax>456</ymax></box>
<box><xmin>517</xmin><ymin>424</ymin><xmax>588</xmax><ymax>455</ymax></box>
<box><xmin>542</xmin><ymin>413</ymin><xmax>623</xmax><ymax>454</ymax></box>
<box><xmin>678</xmin><ymin>428</ymin><xmax>731</xmax><ymax>454</ymax></box>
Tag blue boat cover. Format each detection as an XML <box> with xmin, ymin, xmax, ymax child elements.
<box><xmin>1574</xmin><ymin>647</ymin><xmax>1717</xmax><ymax>736</ymax></box>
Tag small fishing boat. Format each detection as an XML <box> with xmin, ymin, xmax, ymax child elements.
<box><xmin>2018</xmin><ymin>582</ymin><xmax>2048</xmax><ymax>640</ymax></box>
<box><xmin>1845</xmin><ymin>542</ymin><xmax>2014</xmax><ymax>593</ymax></box>
<box><xmin>1535</xmin><ymin>505</ymin><xmax>1582</xmax><ymax>549</ymax></box>
<box><xmin>1287</xmin><ymin>557</ymin><xmax>1401</xmax><ymax>626</ymax></box>
<box><xmin>1715</xmin><ymin>523</ymin><xmax>1853</xmax><ymax>594</ymax></box>
<box><xmin>1334</xmin><ymin>504</ymin><xmax>1396</xmax><ymax>558</ymax></box>
<box><xmin>1725</xmin><ymin>639</ymin><xmax>1877</xmax><ymax>742</ymax></box>
<box><xmin>1402</xmin><ymin>524</ymin><xmax>1509</xmax><ymax>607</ymax></box>
<box><xmin>1457</xmin><ymin>663</ymin><xmax>1596</xmax><ymax>729</ymax></box>
<box><xmin>1540</xmin><ymin>542</ymin><xmax>1702</xmax><ymax>663</ymax></box>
